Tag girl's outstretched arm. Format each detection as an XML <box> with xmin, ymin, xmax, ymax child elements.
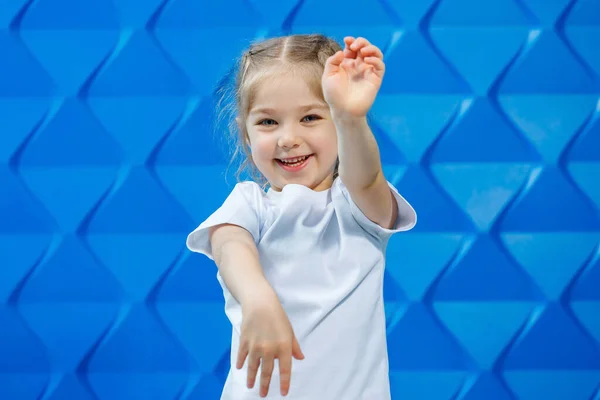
<box><xmin>322</xmin><ymin>36</ymin><xmax>397</xmax><ymax>229</ymax></box>
<box><xmin>209</xmin><ymin>224</ymin><xmax>304</xmax><ymax>397</ymax></box>
<box><xmin>334</xmin><ymin>114</ymin><xmax>397</xmax><ymax>230</ymax></box>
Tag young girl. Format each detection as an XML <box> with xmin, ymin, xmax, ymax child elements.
<box><xmin>187</xmin><ymin>34</ymin><xmax>417</xmax><ymax>399</ymax></box>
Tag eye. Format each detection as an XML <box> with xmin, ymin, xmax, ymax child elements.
<box><xmin>257</xmin><ymin>118</ymin><xmax>277</xmax><ymax>126</ymax></box>
<box><xmin>301</xmin><ymin>114</ymin><xmax>321</xmax><ymax>122</ymax></box>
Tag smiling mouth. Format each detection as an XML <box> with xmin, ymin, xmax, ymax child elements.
<box><xmin>276</xmin><ymin>154</ymin><xmax>312</xmax><ymax>170</ymax></box>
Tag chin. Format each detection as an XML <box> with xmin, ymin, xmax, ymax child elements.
<box><xmin>272</xmin><ymin>176</ymin><xmax>309</xmax><ymax>189</ymax></box>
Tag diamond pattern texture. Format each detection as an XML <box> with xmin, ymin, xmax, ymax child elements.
<box><xmin>1</xmin><ymin>0</ymin><xmax>599</xmax><ymax>399</ymax></box>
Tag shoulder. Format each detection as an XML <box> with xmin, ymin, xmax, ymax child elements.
<box><xmin>201</xmin><ymin>180</ymin><xmax>268</xmax><ymax>230</ymax></box>
<box><xmin>186</xmin><ymin>180</ymin><xmax>266</xmax><ymax>256</ymax></box>
<box><xmin>227</xmin><ymin>180</ymin><xmax>267</xmax><ymax>205</ymax></box>
<box><xmin>232</xmin><ymin>180</ymin><xmax>264</xmax><ymax>193</ymax></box>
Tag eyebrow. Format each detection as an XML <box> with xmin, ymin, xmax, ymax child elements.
<box><xmin>249</xmin><ymin>103</ymin><xmax>329</xmax><ymax>115</ymax></box>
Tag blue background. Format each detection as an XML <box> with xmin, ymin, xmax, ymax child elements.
<box><xmin>1</xmin><ymin>0</ymin><xmax>600</xmax><ymax>399</ymax></box>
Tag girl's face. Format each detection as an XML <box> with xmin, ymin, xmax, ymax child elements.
<box><xmin>244</xmin><ymin>72</ymin><xmax>338</xmax><ymax>192</ymax></box>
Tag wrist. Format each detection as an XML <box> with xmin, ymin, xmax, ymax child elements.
<box><xmin>240</xmin><ymin>281</ymin><xmax>280</xmax><ymax>312</ymax></box>
<box><xmin>331</xmin><ymin>111</ymin><xmax>369</xmax><ymax>131</ymax></box>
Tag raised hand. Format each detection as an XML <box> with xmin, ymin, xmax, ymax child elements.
<box><xmin>237</xmin><ymin>296</ymin><xmax>305</xmax><ymax>397</ymax></box>
<box><xmin>322</xmin><ymin>36</ymin><xmax>385</xmax><ymax>118</ymax></box>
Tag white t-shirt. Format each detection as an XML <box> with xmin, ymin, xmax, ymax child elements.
<box><xmin>187</xmin><ymin>177</ymin><xmax>416</xmax><ymax>400</ymax></box>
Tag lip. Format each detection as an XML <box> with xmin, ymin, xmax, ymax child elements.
<box><xmin>276</xmin><ymin>154</ymin><xmax>312</xmax><ymax>172</ymax></box>
<box><xmin>278</xmin><ymin>154</ymin><xmax>311</xmax><ymax>161</ymax></box>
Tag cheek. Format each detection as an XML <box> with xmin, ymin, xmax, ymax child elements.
<box><xmin>315</xmin><ymin>130</ymin><xmax>338</xmax><ymax>161</ymax></box>
<box><xmin>249</xmin><ymin>135</ymin><xmax>275</xmax><ymax>164</ymax></box>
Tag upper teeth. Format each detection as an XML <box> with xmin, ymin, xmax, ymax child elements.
<box><xmin>282</xmin><ymin>156</ymin><xmax>307</xmax><ymax>163</ymax></box>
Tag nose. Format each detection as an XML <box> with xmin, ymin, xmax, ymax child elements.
<box><xmin>278</xmin><ymin>130</ymin><xmax>301</xmax><ymax>149</ymax></box>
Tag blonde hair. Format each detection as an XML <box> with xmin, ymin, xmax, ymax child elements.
<box><xmin>217</xmin><ymin>34</ymin><xmax>342</xmax><ymax>186</ymax></box>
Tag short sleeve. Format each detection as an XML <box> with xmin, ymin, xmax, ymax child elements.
<box><xmin>186</xmin><ymin>182</ymin><xmax>262</xmax><ymax>259</ymax></box>
<box><xmin>335</xmin><ymin>178</ymin><xmax>417</xmax><ymax>241</ymax></box>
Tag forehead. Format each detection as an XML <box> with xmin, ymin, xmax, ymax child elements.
<box><xmin>248</xmin><ymin>69</ymin><xmax>325</xmax><ymax>113</ymax></box>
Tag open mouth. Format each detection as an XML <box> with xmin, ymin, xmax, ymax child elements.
<box><xmin>276</xmin><ymin>154</ymin><xmax>312</xmax><ymax>171</ymax></box>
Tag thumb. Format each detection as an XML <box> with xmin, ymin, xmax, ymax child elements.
<box><xmin>323</xmin><ymin>51</ymin><xmax>344</xmax><ymax>77</ymax></box>
<box><xmin>291</xmin><ymin>335</ymin><xmax>305</xmax><ymax>360</ymax></box>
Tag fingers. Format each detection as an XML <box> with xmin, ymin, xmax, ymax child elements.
<box><xmin>343</xmin><ymin>36</ymin><xmax>357</xmax><ymax>58</ymax></box>
<box><xmin>360</xmin><ymin>44</ymin><xmax>383</xmax><ymax>60</ymax></box>
<box><xmin>246</xmin><ymin>351</ymin><xmax>261</xmax><ymax>389</ymax></box>
<box><xmin>292</xmin><ymin>335</ymin><xmax>305</xmax><ymax>360</ymax></box>
<box><xmin>349</xmin><ymin>37</ymin><xmax>370</xmax><ymax>52</ymax></box>
<box><xmin>259</xmin><ymin>356</ymin><xmax>274</xmax><ymax>397</ymax></box>
<box><xmin>323</xmin><ymin>50</ymin><xmax>344</xmax><ymax>76</ymax></box>
<box><xmin>277</xmin><ymin>335</ymin><xmax>303</xmax><ymax>396</ymax></box>
<box><xmin>364</xmin><ymin>56</ymin><xmax>385</xmax><ymax>74</ymax></box>
<box><xmin>278</xmin><ymin>350</ymin><xmax>292</xmax><ymax>396</ymax></box>
<box><xmin>243</xmin><ymin>341</ymin><xmax>301</xmax><ymax>397</ymax></box>
<box><xmin>342</xmin><ymin>36</ymin><xmax>385</xmax><ymax>77</ymax></box>
<box><xmin>237</xmin><ymin>323</ymin><xmax>304</xmax><ymax>397</ymax></box>
<box><xmin>236</xmin><ymin>343</ymin><xmax>249</xmax><ymax>369</ymax></box>
<box><xmin>345</xmin><ymin>37</ymin><xmax>383</xmax><ymax>60</ymax></box>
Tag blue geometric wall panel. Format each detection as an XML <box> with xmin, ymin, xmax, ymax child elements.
<box><xmin>1</xmin><ymin>0</ymin><xmax>599</xmax><ymax>399</ymax></box>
